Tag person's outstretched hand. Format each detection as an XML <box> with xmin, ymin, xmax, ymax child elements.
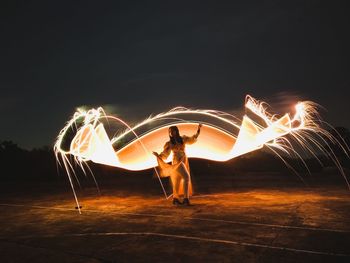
<box><xmin>197</xmin><ymin>123</ymin><xmax>202</xmax><ymax>134</ymax></box>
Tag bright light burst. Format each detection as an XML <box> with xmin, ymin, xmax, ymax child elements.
<box><xmin>54</xmin><ymin>95</ymin><xmax>349</xmax><ymax>213</ymax></box>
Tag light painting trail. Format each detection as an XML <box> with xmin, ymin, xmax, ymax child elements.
<box><xmin>54</xmin><ymin>95</ymin><xmax>349</xmax><ymax>213</ymax></box>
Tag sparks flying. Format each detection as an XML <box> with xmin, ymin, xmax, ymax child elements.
<box><xmin>54</xmin><ymin>95</ymin><xmax>349</xmax><ymax>213</ymax></box>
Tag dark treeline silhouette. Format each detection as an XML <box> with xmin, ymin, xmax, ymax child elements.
<box><xmin>1</xmin><ymin>127</ymin><xmax>349</xmax><ymax>187</ymax></box>
<box><xmin>0</xmin><ymin>141</ymin><xmax>57</xmax><ymax>182</ymax></box>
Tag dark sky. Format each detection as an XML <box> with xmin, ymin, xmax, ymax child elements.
<box><xmin>1</xmin><ymin>1</ymin><xmax>349</xmax><ymax>149</ymax></box>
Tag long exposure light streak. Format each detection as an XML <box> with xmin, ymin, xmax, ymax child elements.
<box><xmin>54</xmin><ymin>95</ymin><xmax>349</xmax><ymax>213</ymax></box>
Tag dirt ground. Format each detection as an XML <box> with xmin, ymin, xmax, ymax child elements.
<box><xmin>1</xmin><ymin>177</ymin><xmax>350</xmax><ymax>263</ymax></box>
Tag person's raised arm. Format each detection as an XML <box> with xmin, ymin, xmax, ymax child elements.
<box><xmin>183</xmin><ymin>124</ymin><xmax>202</xmax><ymax>145</ymax></box>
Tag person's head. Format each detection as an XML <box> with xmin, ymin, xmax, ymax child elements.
<box><xmin>169</xmin><ymin>126</ymin><xmax>180</xmax><ymax>138</ymax></box>
<box><xmin>169</xmin><ymin>126</ymin><xmax>183</xmax><ymax>145</ymax></box>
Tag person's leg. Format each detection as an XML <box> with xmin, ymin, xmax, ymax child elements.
<box><xmin>171</xmin><ymin>174</ymin><xmax>181</xmax><ymax>205</ymax></box>
<box><xmin>175</xmin><ymin>174</ymin><xmax>182</xmax><ymax>197</ymax></box>
<box><xmin>181</xmin><ymin>162</ymin><xmax>191</xmax><ymax>205</ymax></box>
<box><xmin>182</xmin><ymin>163</ymin><xmax>190</xmax><ymax>199</ymax></box>
<box><xmin>170</xmin><ymin>174</ymin><xmax>178</xmax><ymax>199</ymax></box>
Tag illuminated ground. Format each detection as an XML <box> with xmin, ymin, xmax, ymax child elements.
<box><xmin>1</xmin><ymin>179</ymin><xmax>350</xmax><ymax>263</ymax></box>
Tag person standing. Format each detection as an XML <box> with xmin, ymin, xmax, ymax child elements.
<box><xmin>153</xmin><ymin>124</ymin><xmax>202</xmax><ymax>205</ymax></box>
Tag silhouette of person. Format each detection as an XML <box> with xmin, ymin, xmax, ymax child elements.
<box><xmin>153</xmin><ymin>124</ymin><xmax>202</xmax><ymax>205</ymax></box>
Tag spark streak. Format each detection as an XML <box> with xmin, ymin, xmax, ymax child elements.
<box><xmin>54</xmin><ymin>95</ymin><xmax>349</xmax><ymax>211</ymax></box>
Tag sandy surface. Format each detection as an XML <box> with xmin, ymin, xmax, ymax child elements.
<box><xmin>1</xmin><ymin>184</ymin><xmax>350</xmax><ymax>262</ymax></box>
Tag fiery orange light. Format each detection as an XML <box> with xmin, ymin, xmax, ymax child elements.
<box><xmin>54</xmin><ymin>95</ymin><xmax>349</xmax><ymax>213</ymax></box>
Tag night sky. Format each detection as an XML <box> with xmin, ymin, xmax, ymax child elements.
<box><xmin>1</xmin><ymin>1</ymin><xmax>349</xmax><ymax>149</ymax></box>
